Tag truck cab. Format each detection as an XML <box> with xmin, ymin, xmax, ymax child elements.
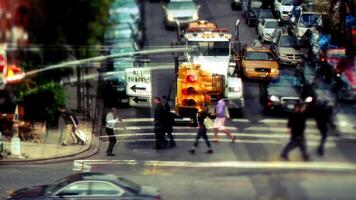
<box><xmin>178</xmin><ymin>25</ymin><xmax>244</xmax><ymax>116</ymax></box>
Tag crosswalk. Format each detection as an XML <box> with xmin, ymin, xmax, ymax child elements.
<box><xmin>99</xmin><ymin>117</ymin><xmax>344</xmax><ymax>147</ymax></box>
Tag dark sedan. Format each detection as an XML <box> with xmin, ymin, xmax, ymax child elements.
<box><xmin>7</xmin><ymin>172</ymin><xmax>161</xmax><ymax>200</ymax></box>
<box><xmin>260</xmin><ymin>75</ymin><xmax>305</xmax><ymax>113</ymax></box>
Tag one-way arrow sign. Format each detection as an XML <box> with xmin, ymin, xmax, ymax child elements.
<box><xmin>126</xmin><ymin>68</ymin><xmax>151</xmax><ymax>96</ymax></box>
<box><xmin>129</xmin><ymin>96</ymin><xmax>152</xmax><ymax>107</ymax></box>
<box><xmin>130</xmin><ymin>85</ymin><xmax>146</xmax><ymax>93</ymax></box>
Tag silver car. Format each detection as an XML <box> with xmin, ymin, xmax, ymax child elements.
<box><xmin>270</xmin><ymin>28</ymin><xmax>306</xmax><ymax>65</ymax></box>
<box><xmin>163</xmin><ymin>0</ymin><xmax>200</xmax><ymax>29</ymax></box>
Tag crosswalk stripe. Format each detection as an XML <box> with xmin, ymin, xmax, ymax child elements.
<box><xmin>73</xmin><ymin>159</ymin><xmax>356</xmax><ymax>172</ymax></box>
<box><xmin>122</xmin><ymin>117</ymin><xmax>317</xmax><ymax>126</ymax></box>
<box><xmin>100</xmin><ymin>138</ymin><xmax>336</xmax><ymax>147</ymax></box>
<box><xmin>122</xmin><ymin>118</ymin><xmax>153</xmax><ymax>123</ymax></box>
<box><xmin>115</xmin><ymin>126</ymin><xmax>320</xmax><ymax>134</ymax></box>
<box><xmin>101</xmin><ymin>132</ymin><xmax>327</xmax><ymax>139</ymax></box>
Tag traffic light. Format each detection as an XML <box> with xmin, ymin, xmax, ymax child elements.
<box><xmin>176</xmin><ymin>63</ymin><xmax>207</xmax><ymax>110</ymax></box>
<box><xmin>5</xmin><ymin>65</ymin><xmax>25</xmax><ymax>84</ymax></box>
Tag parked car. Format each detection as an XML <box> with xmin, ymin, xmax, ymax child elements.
<box><xmin>260</xmin><ymin>75</ymin><xmax>306</xmax><ymax>113</ymax></box>
<box><xmin>104</xmin><ymin>23</ymin><xmax>142</xmax><ymax>46</ymax></box>
<box><xmin>257</xmin><ymin>18</ymin><xmax>279</xmax><ymax>43</ymax></box>
<box><xmin>256</xmin><ymin>8</ymin><xmax>275</xmax><ymax>29</ymax></box>
<box><xmin>274</xmin><ymin>0</ymin><xmax>294</xmax><ymax>22</ymax></box>
<box><xmin>7</xmin><ymin>172</ymin><xmax>161</xmax><ymax>200</ymax></box>
<box><xmin>238</xmin><ymin>43</ymin><xmax>280</xmax><ymax>79</ymax></box>
<box><xmin>163</xmin><ymin>0</ymin><xmax>200</xmax><ymax>29</ymax></box>
<box><xmin>243</xmin><ymin>0</ymin><xmax>263</xmax><ymax>26</ymax></box>
<box><xmin>270</xmin><ymin>27</ymin><xmax>306</xmax><ymax>65</ymax></box>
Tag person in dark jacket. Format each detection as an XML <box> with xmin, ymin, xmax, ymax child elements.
<box><xmin>162</xmin><ymin>96</ymin><xmax>176</xmax><ymax>148</ymax></box>
<box><xmin>58</xmin><ymin>105</ymin><xmax>78</xmax><ymax>146</ymax></box>
<box><xmin>314</xmin><ymin>102</ymin><xmax>335</xmax><ymax>156</ymax></box>
<box><xmin>153</xmin><ymin>96</ymin><xmax>165</xmax><ymax>151</ymax></box>
<box><xmin>280</xmin><ymin>103</ymin><xmax>310</xmax><ymax>161</ymax></box>
<box><xmin>189</xmin><ymin>104</ymin><xmax>213</xmax><ymax>154</ymax></box>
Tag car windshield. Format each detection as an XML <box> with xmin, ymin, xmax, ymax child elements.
<box><xmin>270</xmin><ymin>76</ymin><xmax>301</xmax><ymax>87</ymax></box>
<box><xmin>279</xmin><ymin>36</ymin><xmax>297</xmax><ymax>47</ymax></box>
<box><xmin>299</xmin><ymin>14</ymin><xmax>321</xmax><ymax>27</ymax></box>
<box><xmin>167</xmin><ymin>2</ymin><xmax>195</xmax><ymax>10</ymax></box>
<box><xmin>245</xmin><ymin>51</ymin><xmax>275</xmax><ymax>61</ymax></box>
<box><xmin>188</xmin><ymin>41</ymin><xmax>230</xmax><ymax>56</ymax></box>
<box><xmin>251</xmin><ymin>0</ymin><xmax>262</xmax><ymax>8</ymax></box>
<box><xmin>265</xmin><ymin>21</ymin><xmax>278</xmax><ymax>28</ymax></box>
<box><xmin>260</xmin><ymin>11</ymin><xmax>274</xmax><ymax>18</ymax></box>
<box><xmin>282</xmin><ymin>0</ymin><xmax>294</xmax><ymax>5</ymax></box>
<box><xmin>117</xmin><ymin>177</ymin><xmax>141</xmax><ymax>193</ymax></box>
<box><xmin>46</xmin><ymin>178</ymin><xmax>72</xmax><ymax>193</ymax></box>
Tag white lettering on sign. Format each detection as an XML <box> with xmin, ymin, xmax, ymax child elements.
<box><xmin>126</xmin><ymin>68</ymin><xmax>152</xmax><ymax>97</ymax></box>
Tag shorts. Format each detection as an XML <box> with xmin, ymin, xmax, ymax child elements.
<box><xmin>213</xmin><ymin>117</ymin><xmax>226</xmax><ymax>130</ymax></box>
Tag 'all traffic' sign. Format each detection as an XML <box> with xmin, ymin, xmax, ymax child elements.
<box><xmin>125</xmin><ymin>68</ymin><xmax>152</xmax><ymax>97</ymax></box>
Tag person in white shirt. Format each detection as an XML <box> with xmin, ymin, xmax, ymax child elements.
<box><xmin>105</xmin><ymin>107</ymin><xmax>119</xmax><ymax>156</ymax></box>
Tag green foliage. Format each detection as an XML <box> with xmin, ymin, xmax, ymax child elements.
<box><xmin>18</xmin><ymin>82</ymin><xmax>66</xmax><ymax>124</ymax></box>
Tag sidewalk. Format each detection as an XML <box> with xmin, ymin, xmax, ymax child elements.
<box><xmin>0</xmin><ymin>120</ymin><xmax>99</xmax><ymax>164</ymax></box>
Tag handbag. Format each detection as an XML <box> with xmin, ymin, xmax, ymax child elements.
<box><xmin>204</xmin><ymin>117</ymin><xmax>214</xmax><ymax>129</ymax></box>
<box><xmin>224</xmin><ymin>106</ymin><xmax>230</xmax><ymax>119</ymax></box>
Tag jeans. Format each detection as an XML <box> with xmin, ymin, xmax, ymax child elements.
<box><xmin>105</xmin><ymin>128</ymin><xmax>116</xmax><ymax>154</ymax></box>
<box><xmin>154</xmin><ymin>126</ymin><xmax>165</xmax><ymax>150</ymax></box>
<box><xmin>193</xmin><ymin>127</ymin><xmax>211</xmax><ymax>148</ymax></box>
<box><xmin>281</xmin><ymin>136</ymin><xmax>309</xmax><ymax>159</ymax></box>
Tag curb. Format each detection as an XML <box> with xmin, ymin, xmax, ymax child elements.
<box><xmin>0</xmin><ymin>136</ymin><xmax>100</xmax><ymax>165</ymax></box>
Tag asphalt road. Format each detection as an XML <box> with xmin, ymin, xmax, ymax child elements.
<box><xmin>1</xmin><ymin>1</ymin><xmax>356</xmax><ymax>200</ymax></box>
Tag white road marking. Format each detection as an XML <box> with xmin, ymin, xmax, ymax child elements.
<box><xmin>122</xmin><ymin>117</ymin><xmax>317</xmax><ymax>126</ymax></box>
<box><xmin>101</xmin><ymin>138</ymin><xmax>336</xmax><ymax>147</ymax></box>
<box><xmin>73</xmin><ymin>159</ymin><xmax>356</xmax><ymax>172</ymax></box>
<box><xmin>122</xmin><ymin>118</ymin><xmax>153</xmax><ymax>123</ymax></box>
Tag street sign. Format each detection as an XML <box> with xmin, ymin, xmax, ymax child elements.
<box><xmin>129</xmin><ymin>96</ymin><xmax>152</xmax><ymax>107</ymax></box>
<box><xmin>125</xmin><ymin>68</ymin><xmax>152</xmax><ymax>96</ymax></box>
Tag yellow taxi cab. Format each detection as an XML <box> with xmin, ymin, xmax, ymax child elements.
<box><xmin>238</xmin><ymin>41</ymin><xmax>279</xmax><ymax>79</ymax></box>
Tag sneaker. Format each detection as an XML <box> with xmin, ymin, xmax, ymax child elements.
<box><xmin>232</xmin><ymin>136</ymin><xmax>236</xmax><ymax>143</ymax></box>
<box><xmin>317</xmin><ymin>148</ymin><xmax>324</xmax><ymax>156</ymax></box>
<box><xmin>280</xmin><ymin>154</ymin><xmax>289</xmax><ymax>161</ymax></box>
<box><xmin>189</xmin><ymin>149</ymin><xmax>195</xmax><ymax>154</ymax></box>
<box><xmin>303</xmin><ymin>155</ymin><xmax>311</xmax><ymax>162</ymax></box>
<box><xmin>206</xmin><ymin>149</ymin><xmax>213</xmax><ymax>154</ymax></box>
<box><xmin>61</xmin><ymin>143</ymin><xmax>67</xmax><ymax>146</ymax></box>
<box><xmin>107</xmin><ymin>153</ymin><xmax>115</xmax><ymax>156</ymax></box>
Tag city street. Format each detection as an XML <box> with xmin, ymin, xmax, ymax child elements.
<box><xmin>1</xmin><ymin>0</ymin><xmax>356</xmax><ymax>200</ymax></box>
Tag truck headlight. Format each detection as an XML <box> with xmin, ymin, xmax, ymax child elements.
<box><xmin>167</xmin><ymin>14</ymin><xmax>174</xmax><ymax>21</ymax></box>
<box><xmin>271</xmin><ymin>68</ymin><xmax>279</xmax><ymax>73</ymax></box>
<box><xmin>269</xmin><ymin>95</ymin><xmax>280</xmax><ymax>102</ymax></box>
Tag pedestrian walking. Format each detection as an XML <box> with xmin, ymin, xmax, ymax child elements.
<box><xmin>162</xmin><ymin>95</ymin><xmax>176</xmax><ymax>148</ymax></box>
<box><xmin>280</xmin><ymin>103</ymin><xmax>310</xmax><ymax>161</ymax></box>
<box><xmin>105</xmin><ymin>107</ymin><xmax>119</xmax><ymax>156</ymax></box>
<box><xmin>58</xmin><ymin>105</ymin><xmax>78</xmax><ymax>146</ymax></box>
<box><xmin>314</xmin><ymin>102</ymin><xmax>335</xmax><ymax>156</ymax></box>
<box><xmin>153</xmin><ymin>97</ymin><xmax>165</xmax><ymax>151</ymax></box>
<box><xmin>189</xmin><ymin>104</ymin><xmax>213</xmax><ymax>154</ymax></box>
<box><xmin>213</xmin><ymin>95</ymin><xmax>236</xmax><ymax>143</ymax></box>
